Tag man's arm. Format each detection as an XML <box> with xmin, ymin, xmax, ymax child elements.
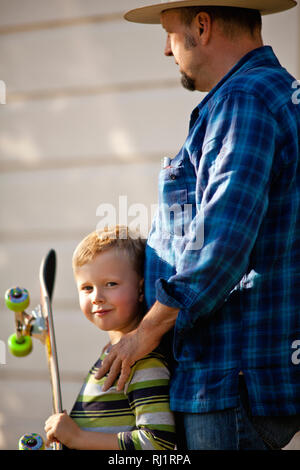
<box><xmin>155</xmin><ymin>92</ymin><xmax>277</xmax><ymax>332</ymax></box>
<box><xmin>97</xmin><ymin>93</ymin><xmax>276</xmax><ymax>390</ymax></box>
<box><xmin>95</xmin><ymin>301</ymin><xmax>179</xmax><ymax>390</ymax></box>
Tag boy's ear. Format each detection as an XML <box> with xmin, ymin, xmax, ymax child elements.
<box><xmin>139</xmin><ymin>278</ymin><xmax>144</xmax><ymax>302</ymax></box>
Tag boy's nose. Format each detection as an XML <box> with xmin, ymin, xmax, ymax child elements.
<box><xmin>92</xmin><ymin>288</ymin><xmax>105</xmax><ymax>304</ymax></box>
<box><xmin>164</xmin><ymin>34</ymin><xmax>173</xmax><ymax>57</ymax></box>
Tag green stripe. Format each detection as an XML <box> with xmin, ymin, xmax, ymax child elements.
<box><xmin>72</xmin><ymin>415</ymin><xmax>135</xmax><ymax>427</ymax></box>
<box><xmin>127</xmin><ymin>380</ymin><xmax>169</xmax><ymax>393</ymax></box>
<box><xmin>69</xmin><ymin>353</ymin><xmax>176</xmax><ymax>450</ymax></box>
<box><xmin>77</xmin><ymin>393</ymin><xmax>126</xmax><ymax>402</ymax></box>
<box><xmin>130</xmin><ymin>397</ymin><xmax>170</xmax><ymax>411</ymax></box>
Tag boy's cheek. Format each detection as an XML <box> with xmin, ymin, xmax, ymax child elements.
<box><xmin>79</xmin><ymin>297</ymin><xmax>91</xmax><ymax>319</ymax></box>
<box><xmin>78</xmin><ymin>294</ymin><xmax>87</xmax><ymax>309</ymax></box>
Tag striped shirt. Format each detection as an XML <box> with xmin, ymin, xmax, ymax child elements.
<box><xmin>70</xmin><ymin>350</ymin><xmax>176</xmax><ymax>450</ymax></box>
<box><xmin>145</xmin><ymin>46</ymin><xmax>300</xmax><ymax>416</ymax></box>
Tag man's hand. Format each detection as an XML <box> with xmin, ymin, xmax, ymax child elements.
<box><xmin>94</xmin><ymin>327</ymin><xmax>159</xmax><ymax>390</ymax></box>
<box><xmin>95</xmin><ymin>301</ymin><xmax>179</xmax><ymax>391</ymax></box>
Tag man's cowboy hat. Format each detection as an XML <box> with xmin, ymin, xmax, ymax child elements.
<box><xmin>124</xmin><ymin>0</ymin><xmax>297</xmax><ymax>23</ymax></box>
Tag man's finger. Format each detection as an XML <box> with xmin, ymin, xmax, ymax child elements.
<box><xmin>101</xmin><ymin>342</ymin><xmax>111</xmax><ymax>355</ymax></box>
<box><xmin>102</xmin><ymin>358</ymin><xmax>122</xmax><ymax>391</ymax></box>
<box><xmin>94</xmin><ymin>350</ymin><xmax>117</xmax><ymax>380</ymax></box>
<box><xmin>116</xmin><ymin>362</ymin><xmax>132</xmax><ymax>391</ymax></box>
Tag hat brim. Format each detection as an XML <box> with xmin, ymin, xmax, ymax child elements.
<box><xmin>124</xmin><ymin>0</ymin><xmax>297</xmax><ymax>24</ymax></box>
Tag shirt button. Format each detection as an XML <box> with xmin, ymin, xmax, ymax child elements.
<box><xmin>170</xmin><ymin>174</ymin><xmax>176</xmax><ymax>180</ymax></box>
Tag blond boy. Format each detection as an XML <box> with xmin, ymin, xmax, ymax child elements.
<box><xmin>44</xmin><ymin>226</ymin><xmax>176</xmax><ymax>450</ymax></box>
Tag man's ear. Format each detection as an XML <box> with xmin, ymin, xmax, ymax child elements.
<box><xmin>195</xmin><ymin>12</ymin><xmax>212</xmax><ymax>44</ymax></box>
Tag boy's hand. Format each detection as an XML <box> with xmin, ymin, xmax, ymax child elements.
<box><xmin>44</xmin><ymin>411</ymin><xmax>82</xmax><ymax>449</ymax></box>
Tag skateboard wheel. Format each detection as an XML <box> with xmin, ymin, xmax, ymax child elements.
<box><xmin>19</xmin><ymin>433</ymin><xmax>45</xmax><ymax>450</ymax></box>
<box><xmin>8</xmin><ymin>333</ymin><xmax>32</xmax><ymax>357</ymax></box>
<box><xmin>5</xmin><ymin>287</ymin><xmax>30</xmax><ymax>312</ymax></box>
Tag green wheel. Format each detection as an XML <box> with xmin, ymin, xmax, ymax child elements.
<box><xmin>8</xmin><ymin>333</ymin><xmax>32</xmax><ymax>357</ymax></box>
<box><xmin>5</xmin><ymin>287</ymin><xmax>30</xmax><ymax>312</ymax></box>
<box><xmin>19</xmin><ymin>433</ymin><xmax>45</xmax><ymax>450</ymax></box>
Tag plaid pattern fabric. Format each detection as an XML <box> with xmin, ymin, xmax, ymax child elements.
<box><xmin>145</xmin><ymin>46</ymin><xmax>300</xmax><ymax>415</ymax></box>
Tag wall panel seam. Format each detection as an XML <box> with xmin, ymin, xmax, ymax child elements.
<box><xmin>5</xmin><ymin>79</ymin><xmax>180</xmax><ymax>104</ymax></box>
<box><xmin>0</xmin><ymin>12</ymin><xmax>124</xmax><ymax>35</ymax></box>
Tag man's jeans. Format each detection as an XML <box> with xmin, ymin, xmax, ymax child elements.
<box><xmin>177</xmin><ymin>377</ymin><xmax>300</xmax><ymax>450</ymax></box>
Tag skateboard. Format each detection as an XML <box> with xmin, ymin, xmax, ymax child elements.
<box><xmin>5</xmin><ymin>250</ymin><xmax>63</xmax><ymax>450</ymax></box>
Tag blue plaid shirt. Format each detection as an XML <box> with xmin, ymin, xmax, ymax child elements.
<box><xmin>144</xmin><ymin>46</ymin><xmax>300</xmax><ymax>416</ymax></box>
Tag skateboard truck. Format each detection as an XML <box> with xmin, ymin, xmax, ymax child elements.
<box><xmin>5</xmin><ymin>287</ymin><xmax>48</xmax><ymax>357</ymax></box>
<box><xmin>5</xmin><ymin>250</ymin><xmax>63</xmax><ymax>450</ymax></box>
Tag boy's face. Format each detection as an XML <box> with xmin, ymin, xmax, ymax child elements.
<box><xmin>75</xmin><ymin>248</ymin><xmax>143</xmax><ymax>344</ymax></box>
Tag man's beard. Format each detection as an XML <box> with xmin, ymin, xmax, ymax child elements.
<box><xmin>181</xmin><ymin>71</ymin><xmax>196</xmax><ymax>91</ymax></box>
<box><xmin>180</xmin><ymin>32</ymin><xmax>197</xmax><ymax>91</ymax></box>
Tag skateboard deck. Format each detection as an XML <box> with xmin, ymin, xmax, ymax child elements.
<box><xmin>40</xmin><ymin>250</ymin><xmax>63</xmax><ymax>425</ymax></box>
<box><xmin>5</xmin><ymin>250</ymin><xmax>63</xmax><ymax>450</ymax></box>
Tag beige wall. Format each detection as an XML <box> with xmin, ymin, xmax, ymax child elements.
<box><xmin>0</xmin><ymin>1</ymin><xmax>299</xmax><ymax>450</ymax></box>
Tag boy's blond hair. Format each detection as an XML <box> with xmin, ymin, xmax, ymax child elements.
<box><xmin>72</xmin><ymin>225</ymin><xmax>146</xmax><ymax>278</ymax></box>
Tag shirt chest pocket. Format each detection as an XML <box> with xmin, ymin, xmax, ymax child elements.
<box><xmin>158</xmin><ymin>165</ymin><xmax>189</xmax><ymax>236</ymax></box>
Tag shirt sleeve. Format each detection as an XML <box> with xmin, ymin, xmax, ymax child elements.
<box><xmin>117</xmin><ymin>353</ymin><xmax>176</xmax><ymax>450</ymax></box>
<box><xmin>155</xmin><ymin>92</ymin><xmax>277</xmax><ymax>330</ymax></box>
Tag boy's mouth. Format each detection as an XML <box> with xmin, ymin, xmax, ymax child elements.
<box><xmin>93</xmin><ymin>308</ymin><xmax>112</xmax><ymax>317</ymax></box>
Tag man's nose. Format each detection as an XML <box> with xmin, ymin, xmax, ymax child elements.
<box><xmin>164</xmin><ymin>34</ymin><xmax>173</xmax><ymax>57</ymax></box>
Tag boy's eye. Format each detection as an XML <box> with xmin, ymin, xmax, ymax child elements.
<box><xmin>82</xmin><ymin>285</ymin><xmax>93</xmax><ymax>292</ymax></box>
<box><xmin>106</xmin><ymin>282</ymin><xmax>117</xmax><ymax>287</ymax></box>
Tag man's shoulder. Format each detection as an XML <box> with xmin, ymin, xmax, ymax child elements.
<box><xmin>215</xmin><ymin>63</ymin><xmax>296</xmax><ymax>114</ymax></box>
